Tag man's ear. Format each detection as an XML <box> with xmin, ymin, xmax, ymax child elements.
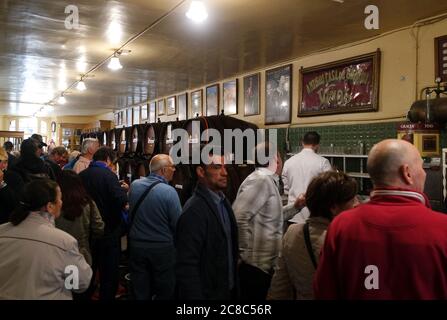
<box><xmin>46</xmin><ymin>201</ymin><xmax>55</xmax><ymax>215</ymax></box>
<box><xmin>399</xmin><ymin>164</ymin><xmax>412</xmax><ymax>185</ymax></box>
<box><xmin>196</xmin><ymin>166</ymin><xmax>205</xmax><ymax>179</ymax></box>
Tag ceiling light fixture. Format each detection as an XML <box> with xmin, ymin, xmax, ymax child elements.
<box><xmin>186</xmin><ymin>1</ymin><xmax>208</xmax><ymax>23</ymax></box>
<box><xmin>108</xmin><ymin>53</ymin><xmax>123</xmax><ymax>70</ymax></box>
<box><xmin>58</xmin><ymin>94</ymin><xmax>66</xmax><ymax>104</ymax></box>
<box><xmin>76</xmin><ymin>79</ymin><xmax>86</xmax><ymax>91</ymax></box>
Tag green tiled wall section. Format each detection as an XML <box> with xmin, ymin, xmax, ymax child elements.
<box><xmin>272</xmin><ymin>121</ymin><xmax>399</xmax><ymax>156</ymax></box>
<box><xmin>268</xmin><ymin>121</ymin><xmax>447</xmax><ymax>158</ymax></box>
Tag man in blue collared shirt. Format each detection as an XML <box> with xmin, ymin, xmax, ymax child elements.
<box><xmin>128</xmin><ymin>154</ymin><xmax>182</xmax><ymax>300</ymax></box>
<box><xmin>176</xmin><ymin>151</ymin><xmax>239</xmax><ymax>300</ymax></box>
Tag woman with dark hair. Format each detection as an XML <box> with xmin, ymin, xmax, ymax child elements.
<box><xmin>0</xmin><ymin>179</ymin><xmax>92</xmax><ymax>299</ymax></box>
<box><xmin>56</xmin><ymin>170</ymin><xmax>104</xmax><ymax>266</ymax></box>
<box><xmin>268</xmin><ymin>171</ymin><xmax>359</xmax><ymax>300</ymax></box>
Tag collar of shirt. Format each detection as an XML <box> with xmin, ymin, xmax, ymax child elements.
<box><xmin>370</xmin><ymin>187</ymin><xmax>430</xmax><ymax>208</ymax></box>
<box><xmin>301</xmin><ymin>148</ymin><xmax>316</xmax><ymax>154</ymax></box>
<box><xmin>89</xmin><ymin>161</ymin><xmax>108</xmax><ymax>169</ymax></box>
<box><xmin>148</xmin><ymin>173</ymin><xmax>168</xmax><ymax>184</ymax></box>
<box><xmin>31</xmin><ymin>211</ymin><xmax>55</xmax><ymax>226</ymax></box>
<box><xmin>206</xmin><ymin>186</ymin><xmax>226</xmax><ymax>207</ymax></box>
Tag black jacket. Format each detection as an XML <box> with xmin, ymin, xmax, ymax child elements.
<box><xmin>176</xmin><ymin>183</ymin><xmax>239</xmax><ymax>300</ymax></box>
<box><xmin>0</xmin><ymin>170</ymin><xmax>22</xmax><ymax>224</ymax></box>
<box><xmin>79</xmin><ymin>163</ymin><xmax>127</xmax><ymax>235</ymax></box>
<box><xmin>10</xmin><ymin>156</ymin><xmax>55</xmax><ymax>184</ymax></box>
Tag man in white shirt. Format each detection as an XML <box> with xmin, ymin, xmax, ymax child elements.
<box><xmin>282</xmin><ymin>131</ymin><xmax>332</xmax><ymax>223</ymax></box>
<box><xmin>233</xmin><ymin>143</ymin><xmax>303</xmax><ymax>300</ymax></box>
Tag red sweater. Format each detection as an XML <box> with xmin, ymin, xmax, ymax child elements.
<box><xmin>314</xmin><ymin>188</ymin><xmax>447</xmax><ymax>300</ymax></box>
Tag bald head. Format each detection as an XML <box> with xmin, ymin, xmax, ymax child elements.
<box><xmin>150</xmin><ymin>154</ymin><xmax>175</xmax><ymax>181</ymax></box>
<box><xmin>367</xmin><ymin>139</ymin><xmax>426</xmax><ymax>192</ymax></box>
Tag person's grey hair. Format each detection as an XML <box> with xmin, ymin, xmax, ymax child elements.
<box><xmin>149</xmin><ymin>155</ymin><xmax>171</xmax><ymax>173</ymax></box>
<box><xmin>81</xmin><ymin>138</ymin><xmax>98</xmax><ymax>154</ymax></box>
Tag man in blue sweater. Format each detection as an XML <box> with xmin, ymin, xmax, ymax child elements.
<box><xmin>128</xmin><ymin>154</ymin><xmax>182</xmax><ymax>300</ymax></box>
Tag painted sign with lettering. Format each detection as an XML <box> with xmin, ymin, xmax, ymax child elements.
<box><xmin>299</xmin><ymin>50</ymin><xmax>380</xmax><ymax>117</ymax></box>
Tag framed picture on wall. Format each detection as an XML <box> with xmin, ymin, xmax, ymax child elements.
<box><xmin>120</xmin><ymin>111</ymin><xmax>124</xmax><ymax>125</ymax></box>
<box><xmin>167</xmin><ymin>96</ymin><xmax>177</xmax><ymax>116</ymax></box>
<box><xmin>178</xmin><ymin>93</ymin><xmax>188</xmax><ymax>120</ymax></box>
<box><xmin>223</xmin><ymin>79</ymin><xmax>238</xmax><ymax>115</ymax></box>
<box><xmin>158</xmin><ymin>99</ymin><xmax>165</xmax><ymax>116</ymax></box>
<box><xmin>265</xmin><ymin>64</ymin><xmax>292</xmax><ymax>125</ymax></box>
<box><xmin>206</xmin><ymin>84</ymin><xmax>219</xmax><ymax>116</ymax></box>
<box><xmin>191</xmin><ymin>89</ymin><xmax>202</xmax><ymax>117</ymax></box>
<box><xmin>298</xmin><ymin>50</ymin><xmax>380</xmax><ymax>117</ymax></box>
<box><xmin>244</xmin><ymin>73</ymin><xmax>260</xmax><ymax>116</ymax></box>
<box><xmin>149</xmin><ymin>102</ymin><xmax>156</xmax><ymax>123</ymax></box>
<box><xmin>435</xmin><ymin>35</ymin><xmax>447</xmax><ymax>82</ymax></box>
<box><xmin>133</xmin><ymin>106</ymin><xmax>140</xmax><ymax>125</ymax></box>
<box><xmin>126</xmin><ymin>108</ymin><xmax>133</xmax><ymax>127</ymax></box>
<box><xmin>141</xmin><ymin>104</ymin><xmax>148</xmax><ymax>120</ymax></box>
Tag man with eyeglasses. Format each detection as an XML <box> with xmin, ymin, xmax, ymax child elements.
<box><xmin>176</xmin><ymin>149</ymin><xmax>239</xmax><ymax>300</ymax></box>
<box><xmin>128</xmin><ymin>154</ymin><xmax>181</xmax><ymax>300</ymax></box>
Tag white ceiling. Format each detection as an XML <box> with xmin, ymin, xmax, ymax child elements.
<box><xmin>1</xmin><ymin>0</ymin><xmax>447</xmax><ymax>116</ymax></box>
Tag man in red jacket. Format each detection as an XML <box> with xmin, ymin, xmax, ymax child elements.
<box><xmin>314</xmin><ymin>139</ymin><xmax>447</xmax><ymax>299</ymax></box>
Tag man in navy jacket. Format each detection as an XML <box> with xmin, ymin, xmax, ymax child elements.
<box><xmin>80</xmin><ymin>147</ymin><xmax>128</xmax><ymax>300</ymax></box>
<box><xmin>176</xmin><ymin>151</ymin><xmax>239</xmax><ymax>300</ymax></box>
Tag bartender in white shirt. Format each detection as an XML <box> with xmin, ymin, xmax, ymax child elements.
<box><xmin>282</xmin><ymin>131</ymin><xmax>332</xmax><ymax>223</ymax></box>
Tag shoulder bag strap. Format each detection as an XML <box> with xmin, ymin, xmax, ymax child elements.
<box><xmin>303</xmin><ymin>222</ymin><xmax>318</xmax><ymax>269</ymax></box>
<box><xmin>129</xmin><ymin>181</ymin><xmax>162</xmax><ymax>228</ymax></box>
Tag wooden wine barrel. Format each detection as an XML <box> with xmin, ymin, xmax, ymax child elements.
<box><xmin>118</xmin><ymin>127</ymin><xmax>132</xmax><ymax>155</ymax></box>
<box><xmin>160</xmin><ymin>120</ymin><xmax>187</xmax><ymax>155</ymax></box>
<box><xmin>117</xmin><ymin>158</ymin><xmax>135</xmax><ymax>185</ymax></box>
<box><xmin>143</xmin><ymin>123</ymin><xmax>163</xmax><ymax>156</ymax></box>
<box><xmin>110</xmin><ymin>129</ymin><xmax>118</xmax><ymax>151</ymax></box>
<box><xmin>135</xmin><ymin>159</ymin><xmax>149</xmax><ymax>179</ymax></box>
<box><xmin>101</xmin><ymin>131</ymin><xmax>108</xmax><ymax>146</ymax></box>
<box><xmin>130</xmin><ymin>124</ymin><xmax>145</xmax><ymax>155</ymax></box>
<box><xmin>183</xmin><ymin>115</ymin><xmax>258</xmax><ymax>163</ymax></box>
<box><xmin>170</xmin><ymin>164</ymin><xmax>196</xmax><ymax>206</ymax></box>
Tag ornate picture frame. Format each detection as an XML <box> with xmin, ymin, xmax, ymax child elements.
<box><xmin>298</xmin><ymin>50</ymin><xmax>381</xmax><ymax>117</ymax></box>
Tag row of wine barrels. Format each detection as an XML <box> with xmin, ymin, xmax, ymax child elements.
<box><xmin>86</xmin><ymin>115</ymin><xmax>259</xmax><ymax>163</ymax></box>
<box><xmin>112</xmin><ymin>155</ymin><xmax>255</xmax><ymax>205</ymax></box>
<box><xmin>170</xmin><ymin>162</ymin><xmax>256</xmax><ymax>205</ymax></box>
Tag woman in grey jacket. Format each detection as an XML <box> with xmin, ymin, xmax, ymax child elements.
<box><xmin>0</xmin><ymin>179</ymin><xmax>92</xmax><ymax>299</ymax></box>
<box><xmin>56</xmin><ymin>170</ymin><xmax>104</xmax><ymax>266</ymax></box>
<box><xmin>267</xmin><ymin>171</ymin><xmax>358</xmax><ymax>300</ymax></box>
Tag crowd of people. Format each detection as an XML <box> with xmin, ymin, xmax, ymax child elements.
<box><xmin>1</xmin><ymin>130</ymin><xmax>447</xmax><ymax>300</ymax></box>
